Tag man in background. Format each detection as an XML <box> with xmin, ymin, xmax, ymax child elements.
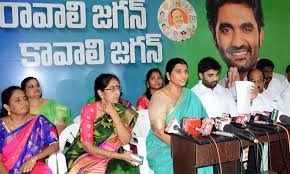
<box><xmin>256</xmin><ymin>58</ymin><xmax>285</xmax><ymax>96</ymax></box>
<box><xmin>191</xmin><ymin>57</ymin><xmax>237</xmax><ymax>117</ymax></box>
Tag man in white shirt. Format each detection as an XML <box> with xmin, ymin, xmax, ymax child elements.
<box><xmin>279</xmin><ymin>83</ymin><xmax>290</xmax><ymax>116</ymax></box>
<box><xmin>256</xmin><ymin>59</ymin><xmax>285</xmax><ymax>99</ymax></box>
<box><xmin>281</xmin><ymin>65</ymin><xmax>290</xmax><ymax>88</ymax></box>
<box><xmin>191</xmin><ymin>57</ymin><xmax>237</xmax><ymax>117</ymax></box>
<box><xmin>247</xmin><ymin>68</ymin><xmax>275</xmax><ymax>112</ymax></box>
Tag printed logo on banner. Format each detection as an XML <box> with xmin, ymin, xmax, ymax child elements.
<box><xmin>157</xmin><ymin>0</ymin><xmax>197</xmax><ymax>42</ymax></box>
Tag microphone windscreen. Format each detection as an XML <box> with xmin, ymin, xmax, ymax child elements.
<box><xmin>279</xmin><ymin>115</ymin><xmax>290</xmax><ymax>125</ymax></box>
<box><xmin>223</xmin><ymin>124</ymin><xmax>237</xmax><ymax>133</ymax></box>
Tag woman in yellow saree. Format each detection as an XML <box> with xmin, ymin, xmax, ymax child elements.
<box><xmin>65</xmin><ymin>74</ymin><xmax>140</xmax><ymax>174</ymax></box>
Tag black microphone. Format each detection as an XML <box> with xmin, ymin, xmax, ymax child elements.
<box><xmin>256</xmin><ymin>114</ymin><xmax>273</xmax><ymax>123</ymax></box>
<box><xmin>279</xmin><ymin>115</ymin><xmax>290</xmax><ymax>125</ymax></box>
<box><xmin>223</xmin><ymin>124</ymin><xmax>259</xmax><ymax>143</ymax></box>
<box><xmin>173</xmin><ymin>125</ymin><xmax>191</xmax><ymax>136</ymax></box>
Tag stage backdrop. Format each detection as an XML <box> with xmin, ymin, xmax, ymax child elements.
<box><xmin>1</xmin><ymin>0</ymin><xmax>290</xmax><ymax>116</ymax></box>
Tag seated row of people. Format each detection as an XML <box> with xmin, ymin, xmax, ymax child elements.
<box><xmin>0</xmin><ymin>56</ymin><xmax>289</xmax><ymax>173</ymax></box>
<box><xmin>0</xmin><ymin>74</ymin><xmax>140</xmax><ymax>174</ymax></box>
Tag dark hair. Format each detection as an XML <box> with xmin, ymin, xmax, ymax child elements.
<box><xmin>94</xmin><ymin>74</ymin><xmax>120</xmax><ymax>101</ymax></box>
<box><xmin>286</xmin><ymin>65</ymin><xmax>290</xmax><ymax>74</ymax></box>
<box><xmin>256</xmin><ymin>58</ymin><xmax>274</xmax><ymax>70</ymax></box>
<box><xmin>165</xmin><ymin>58</ymin><xmax>188</xmax><ymax>84</ymax></box>
<box><xmin>247</xmin><ymin>68</ymin><xmax>264</xmax><ymax>80</ymax></box>
<box><xmin>170</xmin><ymin>8</ymin><xmax>182</xmax><ymax>18</ymax></box>
<box><xmin>145</xmin><ymin>68</ymin><xmax>162</xmax><ymax>100</ymax></box>
<box><xmin>206</xmin><ymin>0</ymin><xmax>264</xmax><ymax>41</ymax></box>
<box><xmin>198</xmin><ymin>57</ymin><xmax>221</xmax><ymax>74</ymax></box>
<box><xmin>21</xmin><ymin>76</ymin><xmax>39</xmax><ymax>89</ymax></box>
<box><xmin>1</xmin><ymin>86</ymin><xmax>23</xmax><ymax>117</ymax></box>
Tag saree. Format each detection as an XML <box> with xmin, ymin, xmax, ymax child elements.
<box><xmin>136</xmin><ymin>95</ymin><xmax>149</xmax><ymax>111</ymax></box>
<box><xmin>146</xmin><ymin>88</ymin><xmax>214</xmax><ymax>174</ymax></box>
<box><xmin>31</xmin><ymin>99</ymin><xmax>73</xmax><ymax>126</ymax></box>
<box><xmin>0</xmin><ymin>115</ymin><xmax>59</xmax><ymax>174</ymax></box>
<box><xmin>65</xmin><ymin>102</ymin><xmax>139</xmax><ymax>174</ymax></box>
<box><xmin>86</xmin><ymin>96</ymin><xmax>132</xmax><ymax>109</ymax></box>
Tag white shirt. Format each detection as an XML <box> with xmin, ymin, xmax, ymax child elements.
<box><xmin>273</xmin><ymin>72</ymin><xmax>286</xmax><ymax>82</ymax></box>
<box><xmin>264</xmin><ymin>77</ymin><xmax>285</xmax><ymax>100</ymax></box>
<box><xmin>191</xmin><ymin>81</ymin><xmax>237</xmax><ymax>117</ymax></box>
<box><xmin>251</xmin><ymin>92</ymin><xmax>275</xmax><ymax>112</ymax></box>
<box><xmin>278</xmin><ymin>84</ymin><xmax>290</xmax><ymax>116</ymax></box>
<box><xmin>281</xmin><ymin>78</ymin><xmax>289</xmax><ymax>90</ymax></box>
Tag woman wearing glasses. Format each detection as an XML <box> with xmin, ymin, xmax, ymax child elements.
<box><xmin>65</xmin><ymin>73</ymin><xmax>140</xmax><ymax>174</ymax></box>
<box><xmin>21</xmin><ymin>77</ymin><xmax>73</xmax><ymax>135</ymax></box>
<box><xmin>146</xmin><ymin>58</ymin><xmax>213</xmax><ymax>174</ymax></box>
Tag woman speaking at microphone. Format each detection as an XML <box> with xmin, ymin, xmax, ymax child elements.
<box><xmin>146</xmin><ymin>58</ymin><xmax>213</xmax><ymax>174</ymax></box>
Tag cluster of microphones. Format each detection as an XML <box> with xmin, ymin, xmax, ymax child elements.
<box><xmin>165</xmin><ymin>109</ymin><xmax>290</xmax><ymax>143</ymax></box>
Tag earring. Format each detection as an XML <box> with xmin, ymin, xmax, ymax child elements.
<box><xmin>8</xmin><ymin>110</ymin><xmax>10</xmax><ymax>116</ymax></box>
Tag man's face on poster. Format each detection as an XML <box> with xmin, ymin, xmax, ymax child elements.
<box><xmin>172</xmin><ymin>9</ymin><xmax>184</xmax><ymax>27</ymax></box>
<box><xmin>214</xmin><ymin>3</ymin><xmax>264</xmax><ymax>73</ymax></box>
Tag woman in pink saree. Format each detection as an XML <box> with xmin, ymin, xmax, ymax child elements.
<box><xmin>0</xmin><ymin>86</ymin><xmax>59</xmax><ymax>174</ymax></box>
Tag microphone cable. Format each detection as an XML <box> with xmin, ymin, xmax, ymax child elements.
<box><xmin>233</xmin><ymin>135</ymin><xmax>244</xmax><ymax>174</ymax></box>
<box><xmin>243</xmin><ymin>127</ymin><xmax>261</xmax><ymax>173</ymax></box>
<box><xmin>208</xmin><ymin>135</ymin><xmax>222</xmax><ymax>174</ymax></box>
<box><xmin>274</xmin><ymin>124</ymin><xmax>290</xmax><ymax>174</ymax></box>
<box><xmin>257</xmin><ymin>142</ymin><xmax>265</xmax><ymax>174</ymax></box>
<box><xmin>273</xmin><ymin>123</ymin><xmax>290</xmax><ymax>152</ymax></box>
<box><xmin>247</xmin><ymin>123</ymin><xmax>272</xmax><ymax>173</ymax></box>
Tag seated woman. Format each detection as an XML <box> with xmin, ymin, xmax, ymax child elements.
<box><xmin>146</xmin><ymin>58</ymin><xmax>213</xmax><ymax>174</ymax></box>
<box><xmin>21</xmin><ymin>77</ymin><xmax>73</xmax><ymax>134</ymax></box>
<box><xmin>136</xmin><ymin>68</ymin><xmax>163</xmax><ymax>110</ymax></box>
<box><xmin>0</xmin><ymin>86</ymin><xmax>59</xmax><ymax>174</ymax></box>
<box><xmin>65</xmin><ymin>74</ymin><xmax>140</xmax><ymax>174</ymax></box>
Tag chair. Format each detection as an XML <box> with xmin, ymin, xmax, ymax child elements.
<box><xmin>131</xmin><ymin>109</ymin><xmax>154</xmax><ymax>174</ymax></box>
<box><xmin>48</xmin><ymin>123</ymin><xmax>80</xmax><ymax>174</ymax></box>
<box><xmin>133</xmin><ymin>109</ymin><xmax>151</xmax><ymax>138</ymax></box>
<box><xmin>73</xmin><ymin>115</ymin><xmax>81</xmax><ymax>123</ymax></box>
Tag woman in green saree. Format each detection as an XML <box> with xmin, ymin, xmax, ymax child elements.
<box><xmin>65</xmin><ymin>73</ymin><xmax>140</xmax><ymax>174</ymax></box>
<box><xmin>21</xmin><ymin>77</ymin><xmax>73</xmax><ymax>134</ymax></box>
<box><xmin>146</xmin><ymin>58</ymin><xmax>214</xmax><ymax>174</ymax></box>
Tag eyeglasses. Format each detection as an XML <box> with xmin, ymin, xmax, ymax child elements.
<box><xmin>104</xmin><ymin>86</ymin><xmax>122</xmax><ymax>92</ymax></box>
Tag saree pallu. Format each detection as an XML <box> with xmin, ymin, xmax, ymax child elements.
<box><xmin>136</xmin><ymin>95</ymin><xmax>149</xmax><ymax>111</ymax></box>
<box><xmin>65</xmin><ymin>103</ymin><xmax>139</xmax><ymax>174</ymax></box>
<box><xmin>31</xmin><ymin>99</ymin><xmax>73</xmax><ymax>126</ymax></box>
<box><xmin>146</xmin><ymin>88</ymin><xmax>214</xmax><ymax>174</ymax></box>
<box><xmin>0</xmin><ymin>115</ymin><xmax>59</xmax><ymax>174</ymax></box>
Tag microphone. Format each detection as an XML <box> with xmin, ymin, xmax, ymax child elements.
<box><xmin>197</xmin><ymin>118</ymin><xmax>214</xmax><ymax>136</ymax></box>
<box><xmin>256</xmin><ymin>113</ymin><xmax>273</xmax><ymax>123</ymax></box>
<box><xmin>212</xmin><ymin>131</ymin><xmax>235</xmax><ymax>137</ymax></box>
<box><xmin>223</xmin><ymin>124</ymin><xmax>259</xmax><ymax>143</ymax></box>
<box><xmin>165</xmin><ymin>118</ymin><xmax>191</xmax><ymax>136</ymax></box>
<box><xmin>215</xmin><ymin>117</ymin><xmax>232</xmax><ymax>131</ymax></box>
<box><xmin>173</xmin><ymin>125</ymin><xmax>191</xmax><ymax>136</ymax></box>
<box><xmin>165</xmin><ymin>118</ymin><xmax>181</xmax><ymax>134</ymax></box>
<box><xmin>165</xmin><ymin>118</ymin><xmax>198</xmax><ymax>142</ymax></box>
<box><xmin>279</xmin><ymin>115</ymin><xmax>290</xmax><ymax>125</ymax></box>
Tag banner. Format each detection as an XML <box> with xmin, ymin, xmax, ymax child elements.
<box><xmin>1</xmin><ymin>0</ymin><xmax>289</xmax><ymax>116</ymax></box>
